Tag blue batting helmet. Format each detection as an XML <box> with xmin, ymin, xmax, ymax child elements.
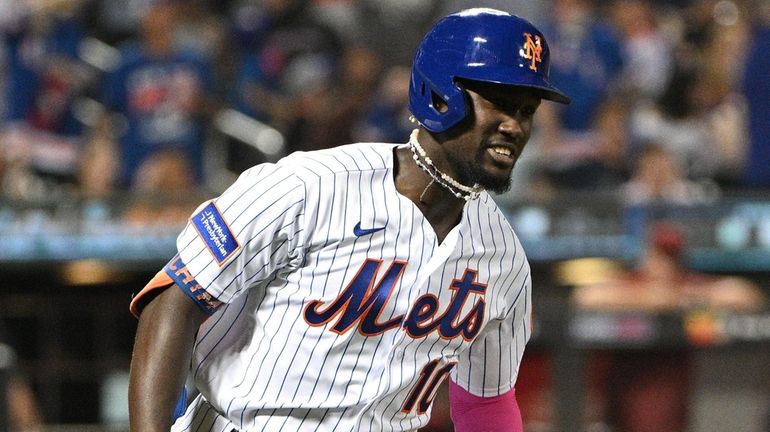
<box><xmin>409</xmin><ymin>8</ymin><xmax>570</xmax><ymax>133</ymax></box>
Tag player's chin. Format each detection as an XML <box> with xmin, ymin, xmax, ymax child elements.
<box><xmin>475</xmin><ymin>169</ymin><xmax>513</xmax><ymax>194</ymax></box>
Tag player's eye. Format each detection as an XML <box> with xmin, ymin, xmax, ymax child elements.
<box><xmin>487</xmin><ymin>97</ymin><xmax>517</xmax><ymax>114</ymax></box>
<box><xmin>520</xmin><ymin>105</ymin><xmax>538</xmax><ymax>117</ymax></box>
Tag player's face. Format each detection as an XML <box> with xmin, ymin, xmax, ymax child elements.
<box><xmin>443</xmin><ymin>82</ymin><xmax>541</xmax><ymax>194</ymax></box>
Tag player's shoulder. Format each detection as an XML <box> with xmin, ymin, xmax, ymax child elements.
<box><xmin>277</xmin><ymin>142</ymin><xmax>399</xmax><ymax>180</ymax></box>
<box><xmin>230</xmin><ymin>142</ymin><xmax>398</xmax><ymax>199</ymax></box>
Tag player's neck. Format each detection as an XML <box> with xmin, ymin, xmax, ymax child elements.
<box><xmin>394</xmin><ymin>146</ymin><xmax>465</xmax><ymax>242</ymax></box>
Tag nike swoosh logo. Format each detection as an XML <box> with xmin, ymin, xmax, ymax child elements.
<box><xmin>353</xmin><ymin>222</ymin><xmax>386</xmax><ymax>237</ymax></box>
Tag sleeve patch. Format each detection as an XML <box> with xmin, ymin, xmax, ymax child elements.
<box><xmin>190</xmin><ymin>201</ymin><xmax>241</xmax><ymax>265</ymax></box>
<box><xmin>165</xmin><ymin>255</ymin><xmax>222</xmax><ymax>315</ymax></box>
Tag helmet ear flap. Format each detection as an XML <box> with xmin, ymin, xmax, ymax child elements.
<box><xmin>408</xmin><ymin>67</ymin><xmax>468</xmax><ymax>133</ymax></box>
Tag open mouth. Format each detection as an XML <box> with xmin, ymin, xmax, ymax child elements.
<box><xmin>486</xmin><ymin>145</ymin><xmax>517</xmax><ymax>166</ymax></box>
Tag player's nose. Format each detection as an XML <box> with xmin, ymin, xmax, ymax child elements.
<box><xmin>497</xmin><ymin>113</ymin><xmax>525</xmax><ymax>139</ymax></box>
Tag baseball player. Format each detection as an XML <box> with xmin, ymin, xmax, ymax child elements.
<box><xmin>128</xmin><ymin>8</ymin><xmax>569</xmax><ymax>432</ymax></box>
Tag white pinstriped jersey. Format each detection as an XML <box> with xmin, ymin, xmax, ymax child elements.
<box><xmin>167</xmin><ymin>142</ymin><xmax>532</xmax><ymax>432</ymax></box>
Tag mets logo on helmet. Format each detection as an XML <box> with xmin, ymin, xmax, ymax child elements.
<box><xmin>522</xmin><ymin>32</ymin><xmax>543</xmax><ymax>71</ymax></box>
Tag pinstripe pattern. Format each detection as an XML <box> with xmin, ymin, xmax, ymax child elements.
<box><xmin>169</xmin><ymin>143</ymin><xmax>532</xmax><ymax>432</ymax></box>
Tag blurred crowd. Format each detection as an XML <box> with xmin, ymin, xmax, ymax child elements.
<box><xmin>2</xmin><ymin>2</ymin><xmax>769</xmax><ymax>430</ymax></box>
<box><xmin>1</xmin><ymin>0</ymin><xmax>770</xmax><ymax>226</ymax></box>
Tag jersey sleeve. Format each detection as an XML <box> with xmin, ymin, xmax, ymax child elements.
<box><xmin>168</xmin><ymin>163</ymin><xmax>308</xmax><ymax>310</ymax></box>
<box><xmin>450</xmin><ymin>269</ymin><xmax>532</xmax><ymax>397</ymax></box>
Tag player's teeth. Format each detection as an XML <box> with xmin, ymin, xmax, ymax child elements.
<box><xmin>492</xmin><ymin>146</ymin><xmax>511</xmax><ymax>156</ymax></box>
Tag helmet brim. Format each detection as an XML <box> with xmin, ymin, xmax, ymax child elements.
<box><xmin>525</xmin><ymin>84</ymin><xmax>572</xmax><ymax>105</ymax></box>
<box><xmin>456</xmin><ymin>74</ymin><xmax>571</xmax><ymax>105</ymax></box>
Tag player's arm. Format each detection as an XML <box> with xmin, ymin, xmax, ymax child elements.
<box><xmin>450</xmin><ymin>256</ymin><xmax>532</xmax><ymax>432</ymax></box>
<box><xmin>449</xmin><ymin>380</ymin><xmax>523</xmax><ymax>432</ymax></box>
<box><xmin>129</xmin><ymin>284</ymin><xmax>208</xmax><ymax>432</ymax></box>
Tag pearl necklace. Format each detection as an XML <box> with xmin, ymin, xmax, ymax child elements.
<box><xmin>408</xmin><ymin>129</ymin><xmax>482</xmax><ymax>201</ymax></box>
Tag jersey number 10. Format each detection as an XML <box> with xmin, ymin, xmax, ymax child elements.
<box><xmin>401</xmin><ymin>360</ymin><xmax>456</xmax><ymax>415</ymax></box>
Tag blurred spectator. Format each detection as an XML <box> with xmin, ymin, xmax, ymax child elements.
<box><xmin>121</xmin><ymin>148</ymin><xmax>207</xmax><ymax>228</ymax></box>
<box><xmin>357</xmin><ymin>0</ymin><xmax>441</xmax><ymax>67</ymax></box>
<box><xmin>544</xmin><ymin>0</ymin><xmax>625</xmax><ymax>131</ymax></box>
<box><xmin>307</xmin><ymin>0</ymin><xmax>361</xmax><ymax>46</ymax></box>
<box><xmin>628</xmin><ymin>63</ymin><xmax>737</xmax><ymax>183</ymax></box>
<box><xmin>628</xmin><ymin>0</ymin><xmax>751</xmax><ymax>185</ymax></box>
<box><xmin>621</xmin><ymin>143</ymin><xmax>718</xmax><ymax>207</ymax></box>
<box><xmin>572</xmin><ymin>223</ymin><xmax>765</xmax><ymax>432</ymax></box>
<box><xmin>229</xmin><ymin>0</ymin><xmax>319</xmax><ymax>53</ymax></box>
<box><xmin>353</xmin><ymin>65</ymin><xmax>412</xmax><ymax>144</ymax></box>
<box><xmin>0</xmin><ymin>321</ymin><xmax>43</xmax><ymax>432</ymax></box>
<box><xmin>292</xmin><ymin>43</ymin><xmax>383</xmax><ymax>150</ymax></box>
<box><xmin>690</xmin><ymin>67</ymin><xmax>749</xmax><ymax>186</ymax></box>
<box><xmin>0</xmin><ymin>1</ymin><xmax>92</xmax><ymax>202</ymax></box>
<box><xmin>592</xmin><ymin>95</ymin><xmax>632</xmax><ymax>177</ymax></box>
<box><xmin>742</xmin><ymin>1</ymin><xmax>770</xmax><ymax>187</ymax></box>
<box><xmin>609</xmin><ymin>0</ymin><xmax>674</xmax><ymax>100</ymax></box>
<box><xmin>83</xmin><ymin>2</ymin><xmax>217</xmax><ymax>199</ymax></box>
<box><xmin>536</xmin><ymin>0</ymin><xmax>626</xmax><ymax>189</ymax></box>
<box><xmin>3</xmin><ymin>4</ymin><xmax>86</xmax><ymax>135</ymax></box>
<box><xmin>79</xmin><ymin>114</ymin><xmax>120</xmax><ymax>201</ymax></box>
<box><xmin>173</xmin><ymin>1</ymin><xmax>232</xmax><ymax>85</ymax></box>
<box><xmin>89</xmin><ymin>0</ymin><xmax>158</xmax><ymax>45</ymax></box>
<box><xmin>688</xmin><ymin>0</ymin><xmax>751</xmax><ymax>186</ymax></box>
<box><xmin>228</xmin><ymin>0</ymin><xmax>344</xmax><ymax>152</ymax></box>
<box><xmin>277</xmin><ymin>43</ymin><xmax>384</xmax><ymax>152</ymax></box>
